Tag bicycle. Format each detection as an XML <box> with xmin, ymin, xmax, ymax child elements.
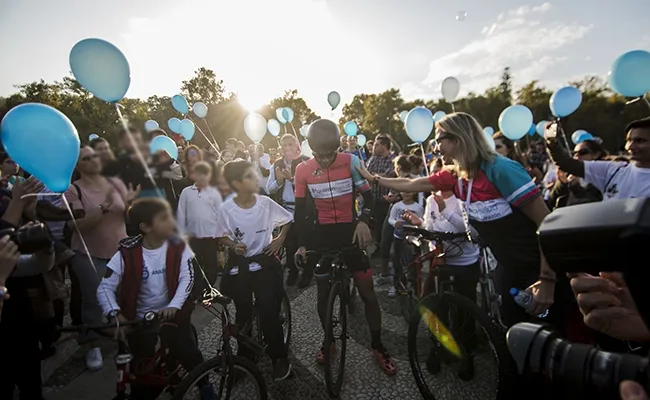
<box><xmin>401</xmin><ymin>226</ymin><xmax>515</xmax><ymax>400</ymax></box>
<box><xmin>58</xmin><ymin>311</ymin><xmax>197</xmax><ymax>400</ymax></box>
<box><xmin>301</xmin><ymin>246</ymin><xmax>360</xmax><ymax>398</ymax></box>
<box><xmin>173</xmin><ymin>285</ymin><xmax>291</xmax><ymax>400</ymax></box>
<box><xmin>476</xmin><ymin>242</ymin><xmax>505</xmax><ymax>329</ymax></box>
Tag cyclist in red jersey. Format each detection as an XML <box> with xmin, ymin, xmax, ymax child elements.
<box><xmin>293</xmin><ymin>119</ymin><xmax>397</xmax><ymax>375</ymax></box>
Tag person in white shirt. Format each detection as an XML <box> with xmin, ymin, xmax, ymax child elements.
<box><xmin>250</xmin><ymin>143</ymin><xmax>272</xmax><ymax>194</ymax></box>
<box><xmin>215</xmin><ymin>160</ymin><xmax>293</xmax><ymax>382</ymax></box>
<box><xmin>387</xmin><ymin>192</ymin><xmax>424</xmax><ymax>298</ymax></box>
<box><xmin>547</xmin><ymin>117</ymin><xmax>650</xmax><ymax>199</ymax></box>
<box><xmin>97</xmin><ymin>198</ymin><xmax>215</xmax><ymax>399</ymax></box>
<box><xmin>177</xmin><ymin>161</ymin><xmax>223</xmax><ymax>286</ymax></box>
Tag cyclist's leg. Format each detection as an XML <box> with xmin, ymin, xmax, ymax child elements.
<box><xmin>219</xmin><ymin>271</ymin><xmax>255</xmax><ymax>360</ymax></box>
<box><xmin>392</xmin><ymin>237</ymin><xmax>404</xmax><ymax>291</ymax></box>
<box><xmin>251</xmin><ymin>265</ymin><xmax>287</xmax><ymax>361</ymax></box>
<box><xmin>127</xmin><ymin>330</ymin><xmax>160</xmax><ymax>400</ymax></box>
<box><xmin>313</xmin><ymin>253</ymin><xmax>334</xmax><ymax>363</ymax></box>
<box><xmin>448</xmin><ymin>262</ymin><xmax>481</xmax><ymax>352</ymax></box>
<box><xmin>160</xmin><ymin>306</ymin><xmax>204</xmax><ymax>371</ymax></box>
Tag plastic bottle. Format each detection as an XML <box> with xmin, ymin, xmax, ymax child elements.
<box><xmin>509</xmin><ymin>288</ymin><xmax>549</xmax><ymax>318</ymax></box>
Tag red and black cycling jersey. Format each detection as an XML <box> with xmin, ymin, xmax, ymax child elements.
<box><xmin>293</xmin><ymin>153</ymin><xmax>374</xmax><ymax>247</ymax></box>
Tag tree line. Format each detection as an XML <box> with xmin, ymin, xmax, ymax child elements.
<box><xmin>0</xmin><ymin>67</ymin><xmax>647</xmax><ymax>153</ymax></box>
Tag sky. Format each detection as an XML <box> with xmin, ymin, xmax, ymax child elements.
<box><xmin>1</xmin><ymin>0</ymin><xmax>649</xmax><ymax>118</ymax></box>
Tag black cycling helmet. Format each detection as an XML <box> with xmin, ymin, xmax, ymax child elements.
<box><xmin>307</xmin><ymin>119</ymin><xmax>340</xmax><ymax>154</ymax></box>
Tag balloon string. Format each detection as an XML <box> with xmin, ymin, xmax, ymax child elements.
<box><xmin>62</xmin><ymin>194</ymin><xmax>117</xmax><ymax>338</ymax></box>
<box><xmin>202</xmin><ymin>118</ymin><xmax>220</xmax><ymax>151</ymax></box>
<box><xmin>419</xmin><ymin>143</ymin><xmax>430</xmax><ymax>176</ymax></box>
<box><xmin>289</xmin><ymin>122</ymin><xmax>300</xmax><ymax>141</ymax></box>
<box><xmin>644</xmin><ymin>97</ymin><xmax>650</xmax><ymax>110</ymax></box>
<box><xmin>114</xmin><ymin>104</ymin><xmax>158</xmax><ymax>190</ymax></box>
<box><xmin>451</xmin><ymin>103</ymin><xmax>456</xmax><ymax>113</ymax></box>
<box><xmin>556</xmin><ymin>118</ymin><xmax>572</xmax><ymax>153</ymax></box>
<box><xmin>193</xmin><ymin>122</ymin><xmax>221</xmax><ymax>157</ymax></box>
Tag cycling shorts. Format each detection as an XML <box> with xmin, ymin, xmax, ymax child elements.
<box><xmin>308</xmin><ymin>223</ymin><xmax>372</xmax><ymax>280</ymax></box>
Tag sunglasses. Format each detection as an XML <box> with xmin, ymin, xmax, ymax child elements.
<box><xmin>81</xmin><ymin>154</ymin><xmax>99</xmax><ymax>162</ymax></box>
<box><xmin>573</xmin><ymin>148</ymin><xmax>591</xmax><ymax>157</ymax></box>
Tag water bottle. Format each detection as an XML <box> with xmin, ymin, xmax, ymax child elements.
<box><xmin>510</xmin><ymin>288</ymin><xmax>549</xmax><ymax>318</ymax></box>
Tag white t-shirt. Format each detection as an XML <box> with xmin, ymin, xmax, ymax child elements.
<box><xmin>97</xmin><ymin>242</ymin><xmax>195</xmax><ymax>319</ymax></box>
<box><xmin>388</xmin><ymin>200</ymin><xmax>424</xmax><ymax>239</ymax></box>
<box><xmin>215</xmin><ymin>195</ymin><xmax>293</xmax><ymax>275</ymax></box>
<box><xmin>584</xmin><ymin>161</ymin><xmax>650</xmax><ymax>200</ymax></box>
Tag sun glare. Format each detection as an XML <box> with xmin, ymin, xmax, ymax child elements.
<box><xmin>236</xmin><ymin>93</ymin><xmax>268</xmax><ymax>114</ymax></box>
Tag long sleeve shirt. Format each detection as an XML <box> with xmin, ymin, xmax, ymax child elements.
<box><xmin>176</xmin><ymin>185</ymin><xmax>222</xmax><ymax>238</ymax></box>
<box><xmin>267</xmin><ymin>164</ymin><xmax>297</xmax><ymax>212</ymax></box>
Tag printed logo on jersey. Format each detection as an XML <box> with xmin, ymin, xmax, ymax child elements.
<box><xmin>234</xmin><ymin>227</ymin><xmax>245</xmax><ymax>243</ymax></box>
<box><xmin>142</xmin><ymin>264</ymin><xmax>150</xmax><ymax>281</ymax></box>
<box><xmin>307</xmin><ymin>178</ymin><xmax>353</xmax><ymax>199</ymax></box>
<box><xmin>465</xmin><ymin>198</ymin><xmax>512</xmax><ymax>222</ymax></box>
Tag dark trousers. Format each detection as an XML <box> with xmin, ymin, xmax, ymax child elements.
<box><xmin>67</xmin><ymin>262</ymin><xmax>83</xmax><ymax>325</ymax></box>
<box><xmin>372</xmin><ymin>200</ymin><xmax>390</xmax><ymax>243</ymax></box>
<box><xmin>392</xmin><ymin>237</ymin><xmax>405</xmax><ymax>288</ymax></box>
<box><xmin>220</xmin><ymin>264</ymin><xmax>286</xmax><ymax>361</ymax></box>
<box><xmin>285</xmin><ymin>224</ymin><xmax>299</xmax><ymax>273</ymax></box>
<box><xmin>127</xmin><ymin>310</ymin><xmax>204</xmax><ymax>400</ymax></box>
<box><xmin>189</xmin><ymin>237</ymin><xmax>220</xmax><ymax>286</ymax></box>
<box><xmin>380</xmin><ymin>214</ymin><xmax>394</xmax><ymax>260</ymax></box>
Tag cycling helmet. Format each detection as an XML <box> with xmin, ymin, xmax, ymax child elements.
<box><xmin>307</xmin><ymin>119</ymin><xmax>340</xmax><ymax>154</ymax></box>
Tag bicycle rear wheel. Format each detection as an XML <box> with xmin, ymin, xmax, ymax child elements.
<box><xmin>324</xmin><ymin>280</ymin><xmax>347</xmax><ymax>398</ymax></box>
<box><xmin>279</xmin><ymin>290</ymin><xmax>292</xmax><ymax>350</ymax></box>
<box><xmin>407</xmin><ymin>292</ymin><xmax>515</xmax><ymax>400</ymax></box>
<box><xmin>172</xmin><ymin>355</ymin><xmax>267</xmax><ymax>400</ymax></box>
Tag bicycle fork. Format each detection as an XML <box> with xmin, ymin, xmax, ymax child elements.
<box><xmin>115</xmin><ymin>353</ymin><xmax>134</xmax><ymax>394</ymax></box>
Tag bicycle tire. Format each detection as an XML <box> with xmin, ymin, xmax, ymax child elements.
<box><xmin>324</xmin><ymin>280</ymin><xmax>347</xmax><ymax>398</ymax></box>
<box><xmin>407</xmin><ymin>292</ymin><xmax>515</xmax><ymax>400</ymax></box>
<box><xmin>171</xmin><ymin>355</ymin><xmax>268</xmax><ymax>400</ymax></box>
<box><xmin>348</xmin><ymin>279</ymin><xmax>357</xmax><ymax>314</ymax></box>
<box><xmin>280</xmin><ymin>290</ymin><xmax>292</xmax><ymax>351</ymax></box>
<box><xmin>399</xmin><ymin>290</ymin><xmax>417</xmax><ymax>324</ymax></box>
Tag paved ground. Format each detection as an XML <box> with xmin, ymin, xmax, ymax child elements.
<box><xmin>38</xmin><ymin>270</ymin><xmax>500</xmax><ymax>400</ymax></box>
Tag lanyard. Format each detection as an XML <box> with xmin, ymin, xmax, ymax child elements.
<box><xmin>457</xmin><ymin>177</ymin><xmax>474</xmax><ymax>242</ymax></box>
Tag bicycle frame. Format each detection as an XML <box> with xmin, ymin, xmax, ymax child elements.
<box><xmin>401</xmin><ymin>237</ymin><xmax>448</xmax><ymax>300</ymax></box>
<box><xmin>477</xmin><ymin>245</ymin><xmax>505</xmax><ymax>329</ymax></box>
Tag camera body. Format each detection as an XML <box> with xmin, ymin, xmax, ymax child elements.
<box><xmin>0</xmin><ymin>222</ymin><xmax>53</xmax><ymax>254</ymax></box>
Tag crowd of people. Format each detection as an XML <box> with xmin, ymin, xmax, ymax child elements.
<box><xmin>1</xmin><ymin>110</ymin><xmax>650</xmax><ymax>400</ymax></box>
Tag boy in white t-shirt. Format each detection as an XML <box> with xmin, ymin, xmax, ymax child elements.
<box><xmin>215</xmin><ymin>160</ymin><xmax>293</xmax><ymax>382</ymax></box>
<box><xmin>97</xmin><ymin>198</ymin><xmax>214</xmax><ymax>400</ymax></box>
<box><xmin>387</xmin><ymin>192</ymin><xmax>424</xmax><ymax>298</ymax></box>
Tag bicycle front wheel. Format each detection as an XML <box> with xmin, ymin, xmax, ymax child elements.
<box><xmin>172</xmin><ymin>355</ymin><xmax>267</xmax><ymax>400</ymax></box>
<box><xmin>407</xmin><ymin>292</ymin><xmax>515</xmax><ymax>400</ymax></box>
<box><xmin>324</xmin><ymin>280</ymin><xmax>347</xmax><ymax>398</ymax></box>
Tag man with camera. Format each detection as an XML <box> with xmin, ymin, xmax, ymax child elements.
<box><xmin>0</xmin><ymin>177</ymin><xmax>56</xmax><ymax>400</ymax></box>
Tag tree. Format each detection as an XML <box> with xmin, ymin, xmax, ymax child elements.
<box><xmin>499</xmin><ymin>67</ymin><xmax>513</xmax><ymax>104</ymax></box>
<box><xmin>180</xmin><ymin>67</ymin><xmax>228</xmax><ymax>105</ymax></box>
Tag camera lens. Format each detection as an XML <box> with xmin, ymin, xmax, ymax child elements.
<box><xmin>507</xmin><ymin>323</ymin><xmax>650</xmax><ymax>390</ymax></box>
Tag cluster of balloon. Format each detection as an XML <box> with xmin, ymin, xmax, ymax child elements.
<box><xmin>172</xmin><ymin>95</ymin><xmax>190</xmax><ymax>115</ymax></box>
<box><xmin>571</xmin><ymin>130</ymin><xmax>594</xmax><ymax>145</ymax></box>
<box><xmin>498</xmin><ymin>105</ymin><xmax>533</xmax><ymax>140</ymax></box>
<box><xmin>608</xmin><ymin>50</ymin><xmax>650</xmax><ymax>98</ymax></box>
<box><xmin>405</xmin><ymin>107</ymin><xmax>434</xmax><ymax>143</ymax></box>
<box><xmin>150</xmin><ymin>135</ymin><xmax>178</xmax><ymax>160</ymax></box>
<box><xmin>550</xmin><ymin>86</ymin><xmax>582</xmax><ymax>118</ymax></box>
<box><xmin>244</xmin><ymin>113</ymin><xmax>267</xmax><ymax>143</ymax></box>
<box><xmin>344</xmin><ymin>121</ymin><xmax>358</xmax><ymax>136</ymax></box>
<box><xmin>399</xmin><ymin>110</ymin><xmax>409</xmax><ymax>122</ymax></box>
<box><xmin>145</xmin><ymin>120</ymin><xmax>159</xmax><ymax>133</ymax></box>
<box><xmin>88</xmin><ymin>133</ymin><xmax>99</xmax><ymax>141</ymax></box>
<box><xmin>536</xmin><ymin>120</ymin><xmax>548</xmax><ymax>136</ymax></box>
<box><xmin>299</xmin><ymin>124</ymin><xmax>309</xmax><ymax>137</ymax></box>
<box><xmin>433</xmin><ymin>110</ymin><xmax>446</xmax><ymax>122</ymax></box>
<box><xmin>276</xmin><ymin>107</ymin><xmax>294</xmax><ymax>124</ymax></box>
<box><xmin>441</xmin><ymin>77</ymin><xmax>460</xmax><ymax>110</ymax></box>
<box><xmin>180</xmin><ymin>119</ymin><xmax>195</xmax><ymax>140</ymax></box>
<box><xmin>357</xmin><ymin>134</ymin><xmax>367</xmax><ymax>147</ymax></box>
<box><xmin>267</xmin><ymin>119</ymin><xmax>281</xmax><ymax>137</ymax></box>
<box><xmin>192</xmin><ymin>102</ymin><xmax>208</xmax><ymax>118</ymax></box>
<box><xmin>301</xmin><ymin>139</ymin><xmax>313</xmax><ymax>158</ymax></box>
<box><xmin>1</xmin><ymin>103</ymin><xmax>80</xmax><ymax>192</ymax></box>
<box><xmin>327</xmin><ymin>91</ymin><xmax>341</xmax><ymax>110</ymax></box>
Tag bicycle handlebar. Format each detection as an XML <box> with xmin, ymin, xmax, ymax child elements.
<box><xmin>402</xmin><ymin>225</ymin><xmax>467</xmax><ymax>242</ymax></box>
<box><xmin>201</xmin><ymin>287</ymin><xmax>232</xmax><ymax>306</ymax></box>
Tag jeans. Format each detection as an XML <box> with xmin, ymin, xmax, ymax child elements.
<box><xmin>220</xmin><ymin>264</ymin><xmax>286</xmax><ymax>361</ymax></box>
<box><xmin>71</xmin><ymin>253</ymin><xmax>108</xmax><ymax>343</ymax></box>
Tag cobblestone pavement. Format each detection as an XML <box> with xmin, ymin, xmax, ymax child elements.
<box><xmin>41</xmin><ymin>274</ymin><xmax>501</xmax><ymax>400</ymax></box>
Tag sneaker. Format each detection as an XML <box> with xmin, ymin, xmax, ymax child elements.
<box><xmin>388</xmin><ymin>286</ymin><xmax>397</xmax><ymax>298</ymax></box>
<box><xmin>371</xmin><ymin>344</ymin><xmax>397</xmax><ymax>376</ymax></box>
<box><xmin>286</xmin><ymin>269</ymin><xmax>299</xmax><ymax>286</ymax></box>
<box><xmin>374</xmin><ymin>274</ymin><xmax>391</xmax><ymax>286</ymax></box>
<box><xmin>272</xmin><ymin>358</ymin><xmax>292</xmax><ymax>382</ymax></box>
<box><xmin>86</xmin><ymin>347</ymin><xmax>103</xmax><ymax>371</ymax></box>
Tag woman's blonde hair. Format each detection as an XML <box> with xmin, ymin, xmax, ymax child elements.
<box><xmin>436</xmin><ymin>112</ymin><xmax>496</xmax><ymax>179</ymax></box>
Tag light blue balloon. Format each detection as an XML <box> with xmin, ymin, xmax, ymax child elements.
<box><xmin>609</xmin><ymin>50</ymin><xmax>650</xmax><ymax>97</ymax></box>
<box><xmin>357</xmin><ymin>134</ymin><xmax>367</xmax><ymax>147</ymax></box>
<box><xmin>144</xmin><ymin>120</ymin><xmax>159</xmax><ymax>133</ymax></box>
<box><xmin>536</xmin><ymin>120</ymin><xmax>548</xmax><ymax>136</ymax></box>
<box><xmin>150</xmin><ymin>135</ymin><xmax>179</xmax><ymax>160</ymax></box>
<box><xmin>433</xmin><ymin>110</ymin><xmax>446</xmax><ymax>122</ymax></box>
<box><xmin>69</xmin><ymin>38</ymin><xmax>130</xmax><ymax>103</ymax></box>
<box><xmin>276</xmin><ymin>108</ymin><xmax>287</xmax><ymax>124</ymax></box>
<box><xmin>171</xmin><ymin>95</ymin><xmax>190</xmax><ymax>115</ymax></box>
<box><xmin>528</xmin><ymin>123</ymin><xmax>537</xmax><ymax>136</ymax></box>
<box><xmin>405</xmin><ymin>107</ymin><xmax>434</xmax><ymax>143</ymax></box>
<box><xmin>267</xmin><ymin>119</ymin><xmax>281</xmax><ymax>137</ymax></box>
<box><xmin>192</xmin><ymin>102</ymin><xmax>208</xmax><ymax>118</ymax></box>
<box><xmin>344</xmin><ymin>121</ymin><xmax>358</xmax><ymax>136</ymax></box>
<box><xmin>483</xmin><ymin>126</ymin><xmax>494</xmax><ymax>136</ymax></box>
<box><xmin>571</xmin><ymin>130</ymin><xmax>594</xmax><ymax>145</ymax></box>
<box><xmin>168</xmin><ymin>117</ymin><xmax>182</xmax><ymax>134</ymax></box>
<box><xmin>282</xmin><ymin>107</ymin><xmax>294</xmax><ymax>123</ymax></box>
<box><xmin>1</xmin><ymin>103</ymin><xmax>80</xmax><ymax>192</ymax></box>
<box><xmin>180</xmin><ymin>119</ymin><xmax>195</xmax><ymax>140</ymax></box>
<box><xmin>88</xmin><ymin>133</ymin><xmax>99</xmax><ymax>141</ymax></box>
<box><xmin>550</xmin><ymin>86</ymin><xmax>582</xmax><ymax>118</ymax></box>
<box><xmin>498</xmin><ymin>105</ymin><xmax>533</xmax><ymax>140</ymax></box>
